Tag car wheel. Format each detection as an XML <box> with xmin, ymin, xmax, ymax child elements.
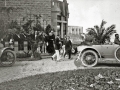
<box><xmin>115</xmin><ymin>47</ymin><xmax>120</xmax><ymax>62</ymax></box>
<box><xmin>0</xmin><ymin>50</ymin><xmax>16</xmax><ymax>67</ymax></box>
<box><xmin>81</xmin><ymin>50</ymin><xmax>98</xmax><ymax>67</ymax></box>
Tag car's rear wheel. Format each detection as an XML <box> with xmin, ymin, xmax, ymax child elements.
<box><xmin>81</xmin><ymin>50</ymin><xmax>98</xmax><ymax>67</ymax></box>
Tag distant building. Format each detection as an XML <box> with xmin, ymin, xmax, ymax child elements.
<box><xmin>68</xmin><ymin>26</ymin><xmax>83</xmax><ymax>44</ymax></box>
<box><xmin>68</xmin><ymin>26</ymin><xmax>83</xmax><ymax>35</ymax></box>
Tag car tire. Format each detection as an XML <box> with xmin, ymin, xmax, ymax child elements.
<box><xmin>81</xmin><ymin>50</ymin><xmax>98</xmax><ymax>67</ymax></box>
<box><xmin>0</xmin><ymin>50</ymin><xmax>16</xmax><ymax>67</ymax></box>
<box><xmin>115</xmin><ymin>47</ymin><xmax>120</xmax><ymax>62</ymax></box>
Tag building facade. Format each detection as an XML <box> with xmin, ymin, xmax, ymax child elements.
<box><xmin>68</xmin><ymin>26</ymin><xmax>83</xmax><ymax>44</ymax></box>
<box><xmin>68</xmin><ymin>26</ymin><xmax>83</xmax><ymax>35</ymax></box>
<box><xmin>51</xmin><ymin>0</ymin><xmax>69</xmax><ymax>38</ymax></box>
<box><xmin>0</xmin><ymin>0</ymin><xmax>69</xmax><ymax>38</ymax></box>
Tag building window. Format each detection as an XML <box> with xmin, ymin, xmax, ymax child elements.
<box><xmin>76</xmin><ymin>29</ymin><xmax>78</xmax><ymax>34</ymax></box>
<box><xmin>63</xmin><ymin>23</ymin><xmax>67</xmax><ymax>36</ymax></box>
<box><xmin>57</xmin><ymin>23</ymin><xmax>61</xmax><ymax>37</ymax></box>
<box><xmin>57</xmin><ymin>15</ymin><xmax>61</xmax><ymax>20</ymax></box>
<box><xmin>72</xmin><ymin>28</ymin><xmax>74</xmax><ymax>34</ymax></box>
<box><xmin>79</xmin><ymin>29</ymin><xmax>82</xmax><ymax>34</ymax></box>
<box><xmin>52</xmin><ymin>1</ymin><xmax>54</xmax><ymax>6</ymax></box>
<box><xmin>63</xmin><ymin>17</ymin><xmax>67</xmax><ymax>21</ymax></box>
<box><xmin>79</xmin><ymin>29</ymin><xmax>80</xmax><ymax>34</ymax></box>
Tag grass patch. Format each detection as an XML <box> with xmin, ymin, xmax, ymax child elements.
<box><xmin>0</xmin><ymin>68</ymin><xmax>120</xmax><ymax>90</ymax></box>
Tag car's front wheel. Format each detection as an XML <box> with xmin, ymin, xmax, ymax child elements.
<box><xmin>81</xmin><ymin>50</ymin><xmax>98</xmax><ymax>67</ymax></box>
<box><xmin>0</xmin><ymin>50</ymin><xmax>16</xmax><ymax>67</ymax></box>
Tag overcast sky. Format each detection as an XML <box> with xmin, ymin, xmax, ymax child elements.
<box><xmin>65</xmin><ymin>0</ymin><xmax>120</xmax><ymax>36</ymax></box>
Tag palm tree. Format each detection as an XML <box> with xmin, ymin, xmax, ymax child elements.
<box><xmin>86</xmin><ymin>20</ymin><xmax>116</xmax><ymax>44</ymax></box>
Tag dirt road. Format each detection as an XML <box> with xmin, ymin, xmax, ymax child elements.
<box><xmin>0</xmin><ymin>57</ymin><xmax>79</xmax><ymax>83</ymax></box>
<box><xmin>0</xmin><ymin>55</ymin><xmax>120</xmax><ymax>83</ymax></box>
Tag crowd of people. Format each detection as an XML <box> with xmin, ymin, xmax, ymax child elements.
<box><xmin>51</xmin><ymin>35</ymin><xmax>72</xmax><ymax>61</ymax></box>
<box><xmin>0</xmin><ymin>30</ymin><xmax>73</xmax><ymax>61</ymax></box>
<box><xmin>28</xmin><ymin>30</ymin><xmax>73</xmax><ymax>61</ymax></box>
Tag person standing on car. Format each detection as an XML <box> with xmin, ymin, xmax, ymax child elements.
<box><xmin>64</xmin><ymin>36</ymin><xmax>72</xmax><ymax>59</ymax></box>
<box><xmin>52</xmin><ymin>35</ymin><xmax>61</xmax><ymax>61</ymax></box>
<box><xmin>114</xmin><ymin>34</ymin><xmax>120</xmax><ymax>45</ymax></box>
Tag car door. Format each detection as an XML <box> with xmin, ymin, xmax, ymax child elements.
<box><xmin>100</xmin><ymin>44</ymin><xmax>115</xmax><ymax>58</ymax></box>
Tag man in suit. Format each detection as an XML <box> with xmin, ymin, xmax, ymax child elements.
<box><xmin>64</xmin><ymin>36</ymin><xmax>72</xmax><ymax>59</ymax></box>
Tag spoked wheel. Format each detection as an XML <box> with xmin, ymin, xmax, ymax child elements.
<box><xmin>0</xmin><ymin>50</ymin><xmax>16</xmax><ymax>67</ymax></box>
<box><xmin>81</xmin><ymin>50</ymin><xmax>98</xmax><ymax>67</ymax></box>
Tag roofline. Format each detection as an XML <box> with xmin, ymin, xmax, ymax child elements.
<box><xmin>68</xmin><ymin>26</ymin><xmax>83</xmax><ymax>28</ymax></box>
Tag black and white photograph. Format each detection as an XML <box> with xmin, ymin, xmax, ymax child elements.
<box><xmin>0</xmin><ymin>0</ymin><xmax>120</xmax><ymax>89</ymax></box>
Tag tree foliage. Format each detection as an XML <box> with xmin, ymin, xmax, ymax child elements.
<box><xmin>33</xmin><ymin>24</ymin><xmax>44</xmax><ymax>31</ymax></box>
<box><xmin>86</xmin><ymin>20</ymin><xmax>116</xmax><ymax>44</ymax></box>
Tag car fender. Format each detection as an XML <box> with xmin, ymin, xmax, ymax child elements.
<box><xmin>77</xmin><ymin>46</ymin><xmax>102</xmax><ymax>59</ymax></box>
<box><xmin>0</xmin><ymin>47</ymin><xmax>15</xmax><ymax>57</ymax></box>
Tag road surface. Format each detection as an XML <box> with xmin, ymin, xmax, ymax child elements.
<box><xmin>0</xmin><ymin>55</ymin><xmax>120</xmax><ymax>83</ymax></box>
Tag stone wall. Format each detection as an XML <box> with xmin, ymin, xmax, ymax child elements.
<box><xmin>0</xmin><ymin>0</ymin><xmax>52</xmax><ymax>27</ymax></box>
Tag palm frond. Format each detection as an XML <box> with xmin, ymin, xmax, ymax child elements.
<box><xmin>107</xmin><ymin>30</ymin><xmax>116</xmax><ymax>36</ymax></box>
<box><xmin>94</xmin><ymin>25</ymin><xmax>100</xmax><ymax>36</ymax></box>
<box><xmin>106</xmin><ymin>25</ymin><xmax>116</xmax><ymax>32</ymax></box>
<box><xmin>87</xmin><ymin>28</ymin><xmax>98</xmax><ymax>39</ymax></box>
<box><xmin>100</xmin><ymin>27</ymin><xmax>105</xmax><ymax>37</ymax></box>
<box><xmin>100</xmin><ymin>20</ymin><xmax>107</xmax><ymax>33</ymax></box>
<box><xmin>86</xmin><ymin>20</ymin><xmax>116</xmax><ymax>44</ymax></box>
<box><xmin>100</xmin><ymin>20</ymin><xmax>107</xmax><ymax>29</ymax></box>
<box><xmin>101</xmin><ymin>29</ymin><xmax>116</xmax><ymax>43</ymax></box>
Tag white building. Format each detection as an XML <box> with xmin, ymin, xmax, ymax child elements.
<box><xmin>68</xmin><ymin>26</ymin><xmax>83</xmax><ymax>35</ymax></box>
<box><xmin>67</xmin><ymin>26</ymin><xmax>83</xmax><ymax>44</ymax></box>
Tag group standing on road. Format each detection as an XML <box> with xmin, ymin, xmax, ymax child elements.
<box><xmin>32</xmin><ymin>30</ymin><xmax>73</xmax><ymax>61</ymax></box>
<box><xmin>51</xmin><ymin>35</ymin><xmax>73</xmax><ymax>61</ymax></box>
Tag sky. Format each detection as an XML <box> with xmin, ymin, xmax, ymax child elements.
<box><xmin>59</xmin><ymin>0</ymin><xmax>120</xmax><ymax>38</ymax></box>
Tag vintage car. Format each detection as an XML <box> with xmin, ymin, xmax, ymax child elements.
<box><xmin>74</xmin><ymin>44</ymin><xmax>120</xmax><ymax>67</ymax></box>
<box><xmin>0</xmin><ymin>43</ymin><xmax>16</xmax><ymax>67</ymax></box>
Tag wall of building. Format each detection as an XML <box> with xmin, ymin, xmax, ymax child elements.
<box><xmin>0</xmin><ymin>0</ymin><xmax>69</xmax><ymax>38</ymax></box>
<box><xmin>51</xmin><ymin>0</ymin><xmax>69</xmax><ymax>38</ymax></box>
<box><xmin>0</xmin><ymin>0</ymin><xmax>52</xmax><ymax>28</ymax></box>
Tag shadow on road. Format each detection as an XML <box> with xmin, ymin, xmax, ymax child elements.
<box><xmin>97</xmin><ymin>63</ymin><xmax>120</xmax><ymax>67</ymax></box>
